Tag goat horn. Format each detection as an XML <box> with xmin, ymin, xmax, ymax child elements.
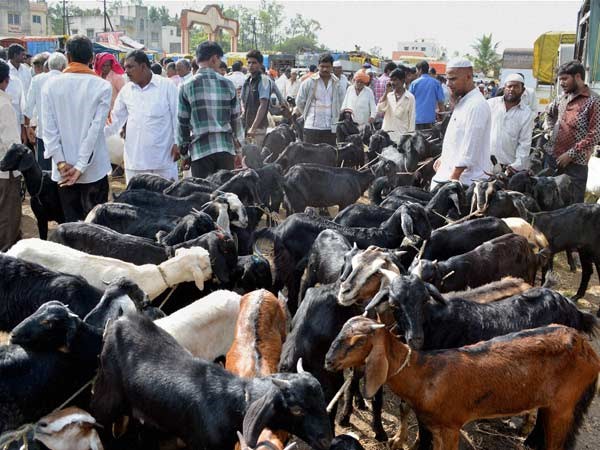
<box><xmin>369</xmin><ymin>323</ymin><xmax>386</xmax><ymax>331</ymax></box>
<box><xmin>296</xmin><ymin>358</ymin><xmax>305</xmax><ymax>374</ymax></box>
<box><xmin>283</xmin><ymin>443</ymin><xmax>298</xmax><ymax>450</ymax></box>
<box><xmin>236</xmin><ymin>431</ymin><xmax>248</xmax><ymax>450</ymax></box>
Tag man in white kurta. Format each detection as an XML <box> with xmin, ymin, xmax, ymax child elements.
<box><xmin>433</xmin><ymin>59</ymin><xmax>491</xmax><ymax>187</ymax></box>
<box><xmin>341</xmin><ymin>70</ymin><xmax>377</xmax><ymax>128</ymax></box>
<box><xmin>487</xmin><ymin>73</ymin><xmax>534</xmax><ymax>172</ymax></box>
<box><xmin>105</xmin><ymin>50</ymin><xmax>179</xmax><ymax>184</ymax></box>
<box><xmin>377</xmin><ymin>68</ymin><xmax>416</xmax><ymax>143</ymax></box>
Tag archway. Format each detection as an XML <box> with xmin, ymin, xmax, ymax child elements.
<box><xmin>181</xmin><ymin>5</ymin><xmax>239</xmax><ymax>55</ymax></box>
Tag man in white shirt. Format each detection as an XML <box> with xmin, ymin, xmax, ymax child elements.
<box><xmin>276</xmin><ymin>66</ymin><xmax>290</xmax><ymax>93</ymax></box>
<box><xmin>487</xmin><ymin>73</ymin><xmax>535</xmax><ymax>172</ymax></box>
<box><xmin>341</xmin><ymin>69</ymin><xmax>377</xmax><ymax>129</ymax></box>
<box><xmin>433</xmin><ymin>58</ymin><xmax>491</xmax><ymax>188</ymax></box>
<box><xmin>377</xmin><ymin>68</ymin><xmax>416</xmax><ymax>142</ymax></box>
<box><xmin>333</xmin><ymin>60</ymin><xmax>349</xmax><ymax>93</ymax></box>
<box><xmin>0</xmin><ymin>60</ymin><xmax>22</xmax><ymax>251</ymax></box>
<box><xmin>105</xmin><ymin>50</ymin><xmax>179</xmax><ymax>184</ymax></box>
<box><xmin>227</xmin><ymin>60</ymin><xmax>246</xmax><ymax>92</ymax></box>
<box><xmin>294</xmin><ymin>53</ymin><xmax>345</xmax><ymax>146</ymax></box>
<box><xmin>42</xmin><ymin>35</ymin><xmax>112</xmax><ymax>221</ymax></box>
<box><xmin>176</xmin><ymin>59</ymin><xmax>193</xmax><ymax>84</ymax></box>
<box><xmin>8</xmin><ymin>44</ymin><xmax>32</xmax><ymax>95</ymax></box>
<box><xmin>24</xmin><ymin>52</ymin><xmax>67</xmax><ymax>170</ymax></box>
<box><xmin>283</xmin><ymin>69</ymin><xmax>300</xmax><ymax>100</ymax></box>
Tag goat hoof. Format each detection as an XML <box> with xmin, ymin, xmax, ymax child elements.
<box><xmin>375</xmin><ymin>430</ymin><xmax>388</xmax><ymax>442</ymax></box>
<box><xmin>355</xmin><ymin>398</ymin><xmax>367</xmax><ymax>410</ymax></box>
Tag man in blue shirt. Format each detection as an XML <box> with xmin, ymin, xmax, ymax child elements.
<box><xmin>409</xmin><ymin>60</ymin><xmax>446</xmax><ymax>130</ymax></box>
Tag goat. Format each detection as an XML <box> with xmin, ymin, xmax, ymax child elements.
<box><xmin>34</xmin><ymin>407</ymin><xmax>104</xmax><ymax>450</ymax></box>
<box><xmin>155</xmin><ymin>290</ymin><xmax>241</xmax><ymax>360</ymax></box>
<box><xmin>232</xmin><ymin>255</ymin><xmax>273</xmax><ymax>294</ymax></box>
<box><xmin>299</xmin><ymin>230</ymin><xmax>352</xmax><ymax>303</ymax></box>
<box><xmin>522</xmin><ymin>204</ymin><xmax>600</xmax><ymax>301</ymax></box>
<box><xmin>261</xmin><ymin>124</ymin><xmax>296</xmax><ymax>161</ymax></box>
<box><xmin>410</xmin><ymin>234</ymin><xmax>546</xmax><ymax>292</ymax></box>
<box><xmin>419</xmin><ymin>217</ymin><xmax>512</xmax><ymax>261</ymax></box>
<box><xmin>90</xmin><ymin>312</ymin><xmax>332</xmax><ymax>450</ymax></box>
<box><xmin>0</xmin><ymin>143</ymin><xmax>64</xmax><ymax>239</ymax></box>
<box><xmin>326</xmin><ymin>317</ymin><xmax>600</xmax><ymax>450</ymax></box>
<box><xmin>0</xmin><ymin>302</ymin><xmax>104</xmax><ymax>434</ymax></box>
<box><xmin>226</xmin><ymin>290</ymin><xmax>289</xmax><ymax>450</ymax></box>
<box><xmin>367</xmin><ymin>130</ymin><xmax>394</xmax><ymax>162</ymax></box>
<box><xmin>502</xmin><ymin>217</ymin><xmax>549</xmax><ymax>251</ymax></box>
<box><xmin>7</xmin><ymin>239</ymin><xmax>212</xmax><ymax>300</ymax></box>
<box><xmin>114</xmin><ymin>190</ymin><xmax>211</xmax><ymax>216</ymax></box>
<box><xmin>126</xmin><ymin>173</ymin><xmax>172</xmax><ymax>192</ymax></box>
<box><xmin>278</xmin><ymin>282</ymin><xmax>386</xmax><ymax>441</ymax></box>
<box><xmin>283</xmin><ymin>164</ymin><xmax>374</xmax><ymax>213</ymax></box>
<box><xmin>273</xmin><ymin>142</ymin><xmax>337</xmax><ymax>171</ymax></box>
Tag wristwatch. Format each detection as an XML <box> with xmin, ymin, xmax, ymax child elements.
<box><xmin>57</xmin><ymin>162</ymin><xmax>67</xmax><ymax>170</ymax></box>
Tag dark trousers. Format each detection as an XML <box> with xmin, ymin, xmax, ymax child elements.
<box><xmin>0</xmin><ymin>173</ymin><xmax>22</xmax><ymax>251</ymax></box>
<box><xmin>58</xmin><ymin>176</ymin><xmax>109</xmax><ymax>222</ymax></box>
<box><xmin>543</xmin><ymin>153</ymin><xmax>588</xmax><ymax>203</ymax></box>
<box><xmin>191</xmin><ymin>152</ymin><xmax>234</xmax><ymax>179</ymax></box>
<box><xmin>416</xmin><ymin>123</ymin><xmax>435</xmax><ymax>130</ymax></box>
<box><xmin>303</xmin><ymin>128</ymin><xmax>337</xmax><ymax>146</ymax></box>
<box><xmin>36</xmin><ymin>138</ymin><xmax>51</xmax><ymax>170</ymax></box>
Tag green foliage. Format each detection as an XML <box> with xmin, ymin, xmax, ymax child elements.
<box><xmin>277</xmin><ymin>35</ymin><xmax>321</xmax><ymax>54</ymax></box>
<box><xmin>471</xmin><ymin>34</ymin><xmax>501</xmax><ymax>77</ymax></box>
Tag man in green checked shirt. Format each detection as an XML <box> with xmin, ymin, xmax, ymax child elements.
<box><xmin>177</xmin><ymin>41</ymin><xmax>244</xmax><ymax>179</ymax></box>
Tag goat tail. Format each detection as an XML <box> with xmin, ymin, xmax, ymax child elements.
<box><xmin>541</xmin><ymin>271</ymin><xmax>559</xmax><ymax>290</ymax></box>
<box><xmin>580</xmin><ymin>311</ymin><xmax>599</xmax><ymax>338</ymax></box>
<box><xmin>565</xmin><ymin>376</ymin><xmax>598</xmax><ymax>450</ymax></box>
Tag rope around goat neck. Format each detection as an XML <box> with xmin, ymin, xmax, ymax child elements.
<box><xmin>390</xmin><ymin>346</ymin><xmax>412</xmax><ymax>378</ymax></box>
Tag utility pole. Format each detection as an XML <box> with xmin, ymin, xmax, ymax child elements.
<box><xmin>251</xmin><ymin>16</ymin><xmax>257</xmax><ymax>49</ymax></box>
<box><xmin>62</xmin><ymin>0</ymin><xmax>66</xmax><ymax>35</ymax></box>
<box><xmin>103</xmin><ymin>0</ymin><xmax>107</xmax><ymax>32</ymax></box>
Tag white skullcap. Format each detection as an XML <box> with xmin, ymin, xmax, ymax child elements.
<box><xmin>505</xmin><ymin>73</ymin><xmax>525</xmax><ymax>84</ymax></box>
<box><xmin>333</xmin><ymin>60</ymin><xmax>342</xmax><ymax>67</ymax></box>
<box><xmin>447</xmin><ymin>58</ymin><xmax>473</xmax><ymax>69</ymax></box>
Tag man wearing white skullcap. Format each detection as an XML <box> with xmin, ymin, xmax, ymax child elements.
<box><xmin>332</xmin><ymin>60</ymin><xmax>349</xmax><ymax>93</ymax></box>
<box><xmin>487</xmin><ymin>73</ymin><xmax>534</xmax><ymax>172</ymax></box>
<box><xmin>432</xmin><ymin>58</ymin><xmax>492</xmax><ymax>187</ymax></box>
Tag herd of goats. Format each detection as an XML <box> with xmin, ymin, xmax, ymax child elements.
<box><xmin>0</xmin><ymin>113</ymin><xmax>599</xmax><ymax>450</ymax></box>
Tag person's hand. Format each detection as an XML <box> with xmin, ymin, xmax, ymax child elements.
<box><xmin>21</xmin><ymin>126</ymin><xmax>28</xmax><ymax>144</ymax></box>
<box><xmin>181</xmin><ymin>155</ymin><xmax>191</xmax><ymax>171</ymax></box>
<box><xmin>505</xmin><ymin>165</ymin><xmax>517</xmax><ymax>176</ymax></box>
<box><xmin>171</xmin><ymin>144</ymin><xmax>180</xmax><ymax>162</ymax></box>
<box><xmin>556</xmin><ymin>152</ymin><xmax>573</xmax><ymax>169</ymax></box>
<box><xmin>57</xmin><ymin>162</ymin><xmax>72</xmax><ymax>177</ymax></box>
<box><xmin>233</xmin><ymin>138</ymin><xmax>242</xmax><ymax>151</ymax></box>
<box><xmin>59</xmin><ymin>166</ymin><xmax>81</xmax><ymax>186</ymax></box>
<box><xmin>234</xmin><ymin>154</ymin><xmax>243</xmax><ymax>169</ymax></box>
<box><xmin>433</xmin><ymin>158</ymin><xmax>441</xmax><ymax>172</ymax></box>
<box><xmin>368</xmin><ymin>117</ymin><xmax>374</xmax><ymax>124</ymax></box>
<box><xmin>385</xmin><ymin>83</ymin><xmax>393</xmax><ymax>94</ymax></box>
<box><xmin>247</xmin><ymin>128</ymin><xmax>256</xmax><ymax>137</ymax></box>
<box><xmin>27</xmin><ymin>127</ymin><xmax>36</xmax><ymax>144</ymax></box>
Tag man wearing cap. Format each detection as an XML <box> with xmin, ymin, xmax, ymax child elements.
<box><xmin>487</xmin><ymin>73</ymin><xmax>534</xmax><ymax>172</ymax></box>
<box><xmin>409</xmin><ymin>60</ymin><xmax>446</xmax><ymax>130</ymax></box>
<box><xmin>341</xmin><ymin>69</ymin><xmax>376</xmax><ymax>129</ymax></box>
<box><xmin>543</xmin><ymin>60</ymin><xmax>600</xmax><ymax>202</ymax></box>
<box><xmin>333</xmin><ymin>61</ymin><xmax>349</xmax><ymax>93</ymax></box>
<box><xmin>433</xmin><ymin>58</ymin><xmax>491</xmax><ymax>188</ymax></box>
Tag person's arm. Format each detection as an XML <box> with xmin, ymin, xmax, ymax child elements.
<box><xmin>248</xmin><ymin>78</ymin><xmax>270</xmax><ymax>133</ymax></box>
<box><xmin>103</xmin><ymin>88</ymin><xmax>128</xmax><ymax>137</ymax></box>
<box><xmin>293</xmin><ymin>79</ymin><xmax>308</xmax><ymax>116</ymax></box>
<box><xmin>74</xmin><ymin>82</ymin><xmax>112</xmax><ymax>175</ymax></box>
<box><xmin>177</xmin><ymin>84</ymin><xmax>191</xmax><ymax>151</ymax></box>
<box><xmin>368</xmin><ymin>88</ymin><xmax>377</xmax><ymax>121</ymax></box>
<box><xmin>0</xmin><ymin>103</ymin><xmax>21</xmax><ymax>151</ymax></box>
<box><xmin>41</xmin><ymin>85</ymin><xmax>66</xmax><ymax>163</ymax></box>
<box><xmin>407</xmin><ymin>95</ymin><xmax>416</xmax><ymax>132</ymax></box>
<box><xmin>24</xmin><ymin>77</ymin><xmax>36</xmax><ymax>122</ymax></box>
<box><xmin>511</xmin><ymin>111</ymin><xmax>535</xmax><ymax>171</ymax></box>
<box><xmin>435</xmin><ymin>82</ymin><xmax>446</xmax><ymax>113</ymax></box>
<box><xmin>341</xmin><ymin>87</ymin><xmax>351</xmax><ymax>112</ymax></box>
<box><xmin>544</xmin><ymin>96</ymin><xmax>559</xmax><ymax>131</ymax></box>
<box><xmin>454</xmin><ymin>104</ymin><xmax>489</xmax><ymax>177</ymax></box>
<box><xmin>230</xmin><ymin>90</ymin><xmax>244</xmax><ymax>153</ymax></box>
<box><xmin>568</xmin><ymin>98</ymin><xmax>600</xmax><ymax>164</ymax></box>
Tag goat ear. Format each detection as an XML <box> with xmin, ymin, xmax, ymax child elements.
<box><xmin>64</xmin><ymin>313</ymin><xmax>81</xmax><ymax>349</ymax></box>
<box><xmin>191</xmin><ymin>266</ymin><xmax>205</xmax><ymax>291</ymax></box>
<box><xmin>400</xmin><ymin>209</ymin><xmax>416</xmax><ymax>242</ymax></box>
<box><xmin>424</xmin><ymin>283</ymin><xmax>447</xmax><ymax>304</ymax></box>
<box><xmin>18</xmin><ymin>151</ymin><xmax>35</xmax><ymax>171</ymax></box>
<box><xmin>449</xmin><ymin>192</ymin><xmax>461</xmax><ymax>215</ymax></box>
<box><xmin>90</xmin><ymin>429</ymin><xmax>105</xmax><ymax>450</ymax></box>
<box><xmin>243</xmin><ymin>389</ymin><xmax>279</xmax><ymax>448</ymax></box>
<box><xmin>363</xmin><ymin>340</ymin><xmax>388</xmax><ymax>399</ymax></box>
<box><xmin>365</xmin><ymin>287</ymin><xmax>389</xmax><ymax>313</ymax></box>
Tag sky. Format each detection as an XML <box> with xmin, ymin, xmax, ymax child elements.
<box><xmin>63</xmin><ymin>0</ymin><xmax>583</xmax><ymax>57</ymax></box>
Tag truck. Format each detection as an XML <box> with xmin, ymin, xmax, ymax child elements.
<box><xmin>574</xmin><ymin>0</ymin><xmax>600</xmax><ymax>94</ymax></box>
<box><xmin>500</xmin><ymin>48</ymin><xmax>536</xmax><ymax>88</ymax></box>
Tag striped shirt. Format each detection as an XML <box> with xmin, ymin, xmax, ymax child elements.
<box><xmin>177</xmin><ymin>67</ymin><xmax>243</xmax><ymax>161</ymax></box>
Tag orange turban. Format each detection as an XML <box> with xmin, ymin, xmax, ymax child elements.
<box><xmin>354</xmin><ymin>70</ymin><xmax>370</xmax><ymax>84</ymax></box>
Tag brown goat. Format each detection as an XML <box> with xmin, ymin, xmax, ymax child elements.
<box><xmin>326</xmin><ymin>316</ymin><xmax>600</xmax><ymax>450</ymax></box>
<box><xmin>34</xmin><ymin>407</ymin><xmax>104</xmax><ymax>450</ymax></box>
<box><xmin>226</xmin><ymin>289</ymin><xmax>289</xmax><ymax>450</ymax></box>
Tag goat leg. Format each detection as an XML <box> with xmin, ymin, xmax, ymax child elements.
<box><xmin>572</xmin><ymin>251</ymin><xmax>594</xmax><ymax>301</ymax></box>
<box><xmin>566</xmin><ymin>250</ymin><xmax>578</xmax><ymax>272</ymax></box>
<box><xmin>389</xmin><ymin>400</ymin><xmax>412</xmax><ymax>450</ymax></box>
<box><xmin>338</xmin><ymin>371</ymin><xmax>358</xmax><ymax>426</ymax></box>
<box><xmin>371</xmin><ymin>387</ymin><xmax>387</xmax><ymax>441</ymax></box>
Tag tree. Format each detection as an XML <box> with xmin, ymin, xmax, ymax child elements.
<box><xmin>285</xmin><ymin>14</ymin><xmax>321</xmax><ymax>41</ymax></box>
<box><xmin>277</xmin><ymin>35</ymin><xmax>321</xmax><ymax>54</ymax></box>
<box><xmin>471</xmin><ymin>34</ymin><xmax>501</xmax><ymax>77</ymax></box>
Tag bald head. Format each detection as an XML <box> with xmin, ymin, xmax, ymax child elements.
<box><xmin>176</xmin><ymin>59</ymin><xmax>191</xmax><ymax>77</ymax></box>
<box><xmin>446</xmin><ymin>66</ymin><xmax>474</xmax><ymax>97</ymax></box>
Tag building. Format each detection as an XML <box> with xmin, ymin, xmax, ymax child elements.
<box><xmin>70</xmin><ymin>5</ymin><xmax>164</xmax><ymax>51</ymax></box>
<box><xmin>396</xmin><ymin>38</ymin><xmax>443</xmax><ymax>59</ymax></box>
<box><xmin>161</xmin><ymin>25</ymin><xmax>181</xmax><ymax>53</ymax></box>
<box><xmin>0</xmin><ymin>0</ymin><xmax>48</xmax><ymax>37</ymax></box>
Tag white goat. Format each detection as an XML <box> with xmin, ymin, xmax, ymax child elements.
<box><xmin>155</xmin><ymin>290</ymin><xmax>241</xmax><ymax>360</ymax></box>
<box><xmin>7</xmin><ymin>239</ymin><xmax>212</xmax><ymax>300</ymax></box>
<box><xmin>501</xmin><ymin>217</ymin><xmax>549</xmax><ymax>251</ymax></box>
<box><xmin>34</xmin><ymin>407</ymin><xmax>103</xmax><ymax>450</ymax></box>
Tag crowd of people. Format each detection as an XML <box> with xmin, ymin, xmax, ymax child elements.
<box><xmin>0</xmin><ymin>35</ymin><xmax>599</xmax><ymax>254</ymax></box>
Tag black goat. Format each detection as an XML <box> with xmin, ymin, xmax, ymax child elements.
<box><xmin>91</xmin><ymin>311</ymin><xmax>332</xmax><ymax>450</ymax></box>
<box><xmin>283</xmin><ymin>164</ymin><xmax>374</xmax><ymax>213</ymax></box>
<box><xmin>0</xmin><ymin>144</ymin><xmax>64</xmax><ymax>239</ymax></box>
<box><xmin>231</xmin><ymin>255</ymin><xmax>273</xmax><ymax>294</ymax></box>
<box><xmin>273</xmin><ymin>142</ymin><xmax>338</xmax><ymax>171</ymax></box>
<box><xmin>420</xmin><ymin>217</ymin><xmax>512</xmax><ymax>261</ymax></box>
<box><xmin>336</xmin><ymin>112</ymin><xmax>360</xmax><ymax>143</ymax></box>
<box><xmin>126</xmin><ymin>173</ymin><xmax>172</xmax><ymax>192</ymax></box>
<box><xmin>278</xmin><ymin>282</ymin><xmax>385</xmax><ymax>441</ymax></box>
<box><xmin>411</xmin><ymin>234</ymin><xmax>546</xmax><ymax>292</ymax></box>
<box><xmin>261</xmin><ymin>123</ymin><xmax>296</xmax><ymax>161</ymax></box>
<box><xmin>299</xmin><ymin>230</ymin><xmax>352</xmax><ymax>302</ymax></box>
<box><xmin>367</xmin><ymin>130</ymin><xmax>393</xmax><ymax>162</ymax></box>
<box><xmin>114</xmin><ymin>190</ymin><xmax>211</xmax><ymax>217</ymax></box>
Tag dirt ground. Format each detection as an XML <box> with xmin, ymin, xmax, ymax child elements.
<box><xmin>19</xmin><ymin>177</ymin><xmax>600</xmax><ymax>450</ymax></box>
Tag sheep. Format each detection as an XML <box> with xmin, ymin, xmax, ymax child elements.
<box><xmin>278</xmin><ymin>282</ymin><xmax>386</xmax><ymax>441</ymax></box>
<box><xmin>0</xmin><ymin>143</ymin><xmax>64</xmax><ymax>239</ymax></box>
<box><xmin>0</xmin><ymin>302</ymin><xmax>104</xmax><ymax>434</ymax></box>
<box><xmin>155</xmin><ymin>290</ymin><xmax>241</xmax><ymax>360</ymax></box>
<box><xmin>126</xmin><ymin>173</ymin><xmax>172</xmax><ymax>192</ymax></box>
<box><xmin>521</xmin><ymin>204</ymin><xmax>600</xmax><ymax>302</ymax></box>
<box><xmin>410</xmin><ymin>234</ymin><xmax>546</xmax><ymax>292</ymax></box>
<box><xmin>34</xmin><ymin>407</ymin><xmax>104</xmax><ymax>450</ymax></box>
<box><xmin>7</xmin><ymin>239</ymin><xmax>212</xmax><ymax>300</ymax></box>
<box><xmin>282</xmin><ymin>164</ymin><xmax>374</xmax><ymax>213</ymax></box>
<box><xmin>0</xmin><ymin>254</ymin><xmax>102</xmax><ymax>331</ymax></box>
<box><xmin>90</xmin><ymin>311</ymin><xmax>332</xmax><ymax>450</ymax></box>
<box><xmin>325</xmin><ymin>317</ymin><xmax>600</xmax><ymax>450</ymax></box>
<box><xmin>226</xmin><ymin>290</ymin><xmax>290</xmax><ymax>450</ymax></box>
<box><xmin>501</xmin><ymin>217</ymin><xmax>549</xmax><ymax>251</ymax></box>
